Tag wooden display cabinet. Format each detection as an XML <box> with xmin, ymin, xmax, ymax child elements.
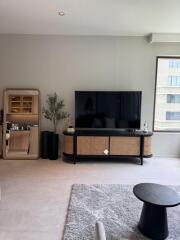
<box><xmin>3</xmin><ymin>88</ymin><xmax>40</xmax><ymax>160</ymax></box>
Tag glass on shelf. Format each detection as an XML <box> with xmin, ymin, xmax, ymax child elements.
<box><xmin>23</xmin><ymin>102</ymin><xmax>32</xmax><ymax>108</ymax></box>
<box><xmin>11</xmin><ymin>102</ymin><xmax>21</xmax><ymax>107</ymax></box>
<box><xmin>10</xmin><ymin>108</ymin><xmax>21</xmax><ymax>113</ymax></box>
<box><xmin>23</xmin><ymin>96</ymin><xmax>33</xmax><ymax>102</ymax></box>
<box><xmin>22</xmin><ymin>108</ymin><xmax>32</xmax><ymax>113</ymax></box>
<box><xmin>10</xmin><ymin>96</ymin><xmax>21</xmax><ymax>101</ymax></box>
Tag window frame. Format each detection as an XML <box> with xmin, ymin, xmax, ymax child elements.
<box><xmin>153</xmin><ymin>56</ymin><xmax>180</xmax><ymax>133</ymax></box>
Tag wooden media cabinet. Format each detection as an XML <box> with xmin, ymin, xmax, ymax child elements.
<box><xmin>63</xmin><ymin>129</ymin><xmax>153</xmax><ymax>165</ymax></box>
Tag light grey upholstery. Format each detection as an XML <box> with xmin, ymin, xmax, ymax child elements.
<box><xmin>95</xmin><ymin>221</ymin><xmax>106</xmax><ymax>240</ymax></box>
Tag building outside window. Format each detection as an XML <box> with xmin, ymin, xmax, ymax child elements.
<box><xmin>167</xmin><ymin>94</ymin><xmax>180</xmax><ymax>103</ymax></box>
<box><xmin>166</xmin><ymin>112</ymin><xmax>180</xmax><ymax>120</ymax></box>
<box><xmin>169</xmin><ymin>59</ymin><xmax>180</xmax><ymax>68</ymax></box>
<box><xmin>167</xmin><ymin>76</ymin><xmax>180</xmax><ymax>86</ymax></box>
<box><xmin>154</xmin><ymin>57</ymin><xmax>180</xmax><ymax>131</ymax></box>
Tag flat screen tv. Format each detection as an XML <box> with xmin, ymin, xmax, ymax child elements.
<box><xmin>75</xmin><ymin>91</ymin><xmax>142</xmax><ymax>129</ymax></box>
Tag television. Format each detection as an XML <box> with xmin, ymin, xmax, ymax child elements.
<box><xmin>75</xmin><ymin>91</ymin><xmax>142</xmax><ymax>130</ymax></box>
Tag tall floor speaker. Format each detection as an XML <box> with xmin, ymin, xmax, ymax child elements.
<box><xmin>48</xmin><ymin>132</ymin><xmax>59</xmax><ymax>160</ymax></box>
<box><xmin>40</xmin><ymin>131</ymin><xmax>50</xmax><ymax>159</ymax></box>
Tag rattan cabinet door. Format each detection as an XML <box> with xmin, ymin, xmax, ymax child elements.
<box><xmin>110</xmin><ymin>136</ymin><xmax>140</xmax><ymax>155</ymax></box>
<box><xmin>77</xmin><ymin>136</ymin><xmax>109</xmax><ymax>155</ymax></box>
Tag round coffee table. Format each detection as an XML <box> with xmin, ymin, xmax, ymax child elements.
<box><xmin>133</xmin><ymin>183</ymin><xmax>180</xmax><ymax>240</ymax></box>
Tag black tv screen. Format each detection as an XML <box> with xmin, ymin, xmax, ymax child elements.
<box><xmin>75</xmin><ymin>91</ymin><xmax>142</xmax><ymax>129</ymax></box>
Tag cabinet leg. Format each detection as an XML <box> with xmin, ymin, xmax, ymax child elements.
<box><xmin>140</xmin><ymin>136</ymin><xmax>144</xmax><ymax>166</ymax></box>
<box><xmin>73</xmin><ymin>135</ymin><xmax>77</xmax><ymax>164</ymax></box>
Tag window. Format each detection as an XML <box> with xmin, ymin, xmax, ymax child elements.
<box><xmin>167</xmin><ymin>94</ymin><xmax>180</xmax><ymax>103</ymax></box>
<box><xmin>166</xmin><ymin>112</ymin><xmax>180</xmax><ymax>120</ymax></box>
<box><xmin>154</xmin><ymin>57</ymin><xmax>180</xmax><ymax>132</ymax></box>
<box><xmin>167</xmin><ymin>76</ymin><xmax>180</xmax><ymax>86</ymax></box>
<box><xmin>169</xmin><ymin>59</ymin><xmax>180</xmax><ymax>68</ymax></box>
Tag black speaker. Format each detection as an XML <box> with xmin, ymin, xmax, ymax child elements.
<box><xmin>48</xmin><ymin>132</ymin><xmax>59</xmax><ymax>160</ymax></box>
<box><xmin>40</xmin><ymin>131</ymin><xmax>50</xmax><ymax>159</ymax></box>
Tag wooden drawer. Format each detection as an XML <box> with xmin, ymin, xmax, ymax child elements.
<box><xmin>64</xmin><ymin>135</ymin><xmax>74</xmax><ymax>154</ymax></box>
<box><xmin>0</xmin><ymin>126</ymin><xmax>2</xmax><ymax>157</ymax></box>
<box><xmin>110</xmin><ymin>136</ymin><xmax>140</xmax><ymax>155</ymax></box>
<box><xmin>9</xmin><ymin>131</ymin><xmax>30</xmax><ymax>152</ymax></box>
<box><xmin>144</xmin><ymin>136</ymin><xmax>152</xmax><ymax>156</ymax></box>
<box><xmin>29</xmin><ymin>127</ymin><xmax>39</xmax><ymax>155</ymax></box>
<box><xmin>77</xmin><ymin>136</ymin><xmax>109</xmax><ymax>155</ymax></box>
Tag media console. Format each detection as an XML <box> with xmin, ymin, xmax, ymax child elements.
<box><xmin>63</xmin><ymin>129</ymin><xmax>153</xmax><ymax>165</ymax></box>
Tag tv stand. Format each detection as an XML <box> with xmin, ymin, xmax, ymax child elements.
<box><xmin>63</xmin><ymin>129</ymin><xmax>153</xmax><ymax>165</ymax></box>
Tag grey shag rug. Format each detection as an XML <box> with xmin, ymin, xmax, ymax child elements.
<box><xmin>63</xmin><ymin>184</ymin><xmax>180</xmax><ymax>240</ymax></box>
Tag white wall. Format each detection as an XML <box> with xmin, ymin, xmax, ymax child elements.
<box><xmin>0</xmin><ymin>34</ymin><xmax>180</xmax><ymax>157</ymax></box>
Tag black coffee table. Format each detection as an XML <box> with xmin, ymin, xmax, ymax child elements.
<box><xmin>133</xmin><ymin>183</ymin><xmax>180</xmax><ymax>240</ymax></box>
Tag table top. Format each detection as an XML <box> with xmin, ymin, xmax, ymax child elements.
<box><xmin>63</xmin><ymin>129</ymin><xmax>153</xmax><ymax>137</ymax></box>
<box><xmin>133</xmin><ymin>183</ymin><xmax>180</xmax><ymax>207</ymax></box>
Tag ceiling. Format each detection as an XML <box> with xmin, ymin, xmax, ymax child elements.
<box><xmin>0</xmin><ymin>0</ymin><xmax>180</xmax><ymax>36</ymax></box>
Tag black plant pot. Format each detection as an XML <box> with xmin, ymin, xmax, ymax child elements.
<box><xmin>41</xmin><ymin>131</ymin><xmax>50</xmax><ymax>159</ymax></box>
<box><xmin>48</xmin><ymin>132</ymin><xmax>59</xmax><ymax>160</ymax></box>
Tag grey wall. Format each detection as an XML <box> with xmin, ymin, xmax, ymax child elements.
<box><xmin>0</xmin><ymin>34</ymin><xmax>180</xmax><ymax>157</ymax></box>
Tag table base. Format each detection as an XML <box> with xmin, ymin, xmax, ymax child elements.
<box><xmin>138</xmin><ymin>203</ymin><xmax>169</xmax><ymax>240</ymax></box>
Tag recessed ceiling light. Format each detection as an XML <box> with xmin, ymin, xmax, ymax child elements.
<box><xmin>58</xmin><ymin>11</ymin><xmax>65</xmax><ymax>16</ymax></box>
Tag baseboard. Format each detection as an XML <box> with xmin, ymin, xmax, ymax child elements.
<box><xmin>153</xmin><ymin>154</ymin><xmax>180</xmax><ymax>158</ymax></box>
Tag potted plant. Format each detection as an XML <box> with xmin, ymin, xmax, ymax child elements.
<box><xmin>42</xmin><ymin>93</ymin><xmax>69</xmax><ymax>160</ymax></box>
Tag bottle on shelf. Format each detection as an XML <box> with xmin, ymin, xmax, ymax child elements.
<box><xmin>143</xmin><ymin>121</ymin><xmax>148</xmax><ymax>133</ymax></box>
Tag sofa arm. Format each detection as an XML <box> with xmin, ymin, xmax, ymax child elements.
<box><xmin>95</xmin><ymin>221</ymin><xmax>106</xmax><ymax>240</ymax></box>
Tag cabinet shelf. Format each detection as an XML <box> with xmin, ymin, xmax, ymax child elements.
<box><xmin>8</xmin><ymin>94</ymin><xmax>37</xmax><ymax>114</ymax></box>
<box><xmin>7</xmin><ymin>113</ymin><xmax>38</xmax><ymax>115</ymax></box>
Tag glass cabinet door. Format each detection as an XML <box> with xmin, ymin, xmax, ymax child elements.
<box><xmin>3</xmin><ymin>89</ymin><xmax>40</xmax><ymax>159</ymax></box>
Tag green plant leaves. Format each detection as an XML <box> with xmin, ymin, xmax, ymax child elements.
<box><xmin>42</xmin><ymin>93</ymin><xmax>70</xmax><ymax>133</ymax></box>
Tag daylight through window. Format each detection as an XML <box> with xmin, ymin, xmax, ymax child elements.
<box><xmin>154</xmin><ymin>57</ymin><xmax>180</xmax><ymax>131</ymax></box>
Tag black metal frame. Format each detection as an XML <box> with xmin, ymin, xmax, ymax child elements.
<box><xmin>140</xmin><ymin>135</ymin><xmax>144</xmax><ymax>165</ymax></box>
<box><xmin>153</xmin><ymin>56</ymin><xmax>180</xmax><ymax>133</ymax></box>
